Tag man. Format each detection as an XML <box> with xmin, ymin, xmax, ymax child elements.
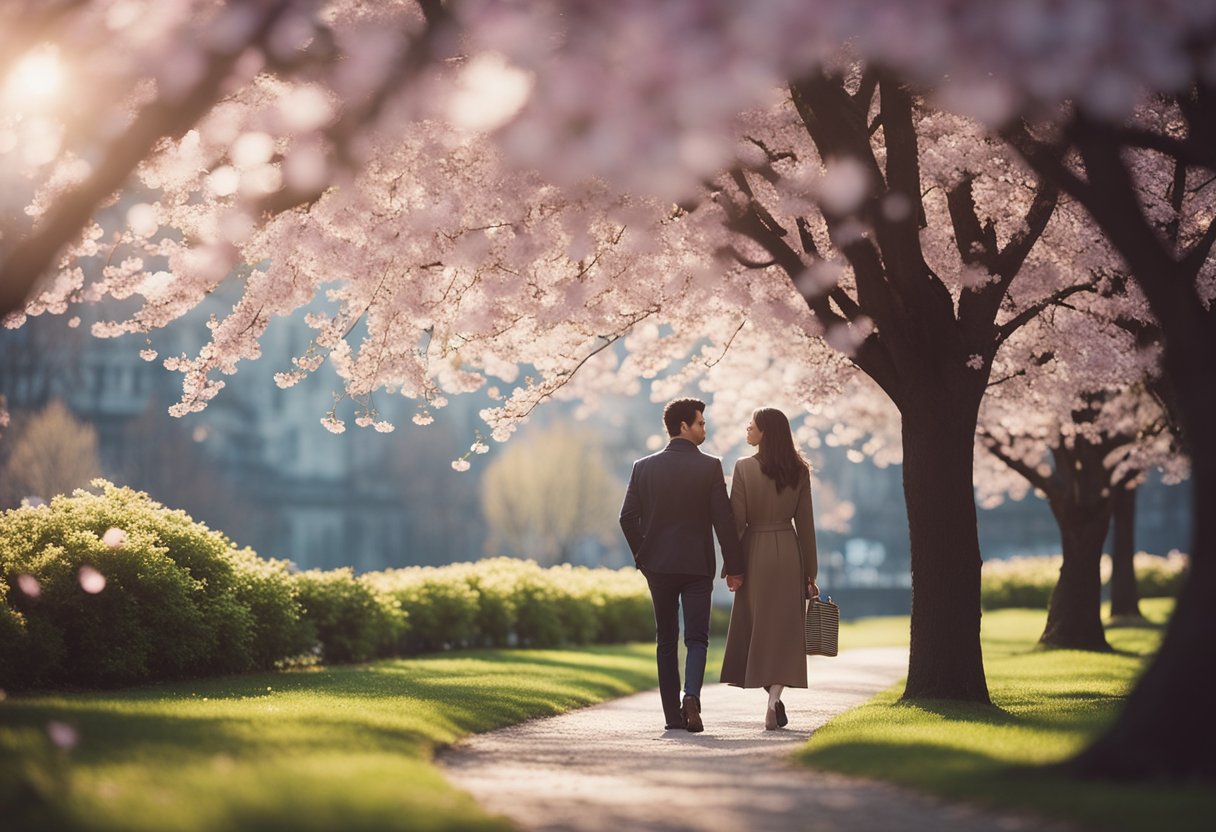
<box><xmin>620</xmin><ymin>398</ymin><xmax>745</xmax><ymax>733</ymax></box>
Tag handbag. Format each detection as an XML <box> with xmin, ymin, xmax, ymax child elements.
<box><xmin>804</xmin><ymin>595</ymin><xmax>840</xmax><ymax>657</ymax></box>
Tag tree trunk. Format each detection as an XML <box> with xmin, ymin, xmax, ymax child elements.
<box><xmin>1108</xmin><ymin>487</ymin><xmax>1142</xmax><ymax>620</ymax></box>
<box><xmin>1042</xmin><ymin>502</ymin><xmax>1113</xmax><ymax>650</ymax></box>
<box><xmin>900</xmin><ymin>401</ymin><xmax>990</xmax><ymax>703</ymax></box>
<box><xmin>1039</xmin><ymin>437</ymin><xmax>1115</xmax><ymax>650</ymax></box>
<box><xmin>1070</xmin><ymin>319</ymin><xmax>1216</xmax><ymax>780</ymax></box>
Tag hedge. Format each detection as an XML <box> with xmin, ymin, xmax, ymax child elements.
<box><xmin>0</xmin><ymin>482</ymin><xmax>654</xmax><ymax>692</ymax></box>
<box><xmin>0</xmin><ymin>482</ymin><xmax>313</xmax><ymax>689</ymax></box>
<box><xmin>981</xmin><ymin>552</ymin><xmax>1189</xmax><ymax>610</ymax></box>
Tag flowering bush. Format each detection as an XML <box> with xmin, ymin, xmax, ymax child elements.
<box><xmin>981</xmin><ymin>552</ymin><xmax>1189</xmax><ymax>610</ymax></box>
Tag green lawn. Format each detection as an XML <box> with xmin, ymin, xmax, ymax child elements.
<box><xmin>799</xmin><ymin>598</ymin><xmax>1214</xmax><ymax>832</ymax></box>
<box><xmin>1</xmin><ymin>644</ymin><xmax>679</xmax><ymax>832</ymax></box>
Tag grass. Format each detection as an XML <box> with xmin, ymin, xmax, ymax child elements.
<box><xmin>797</xmin><ymin>598</ymin><xmax>1214</xmax><ymax>832</ymax></box>
<box><xmin>0</xmin><ymin>643</ymin><xmax>684</xmax><ymax>832</ymax></box>
<box><xmin>838</xmin><ymin>612</ymin><xmax>910</xmax><ymax>648</ymax></box>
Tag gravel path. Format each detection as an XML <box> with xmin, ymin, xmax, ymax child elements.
<box><xmin>439</xmin><ymin>647</ymin><xmax>1074</xmax><ymax>832</ymax></box>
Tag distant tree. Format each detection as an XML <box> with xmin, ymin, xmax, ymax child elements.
<box><xmin>0</xmin><ymin>399</ymin><xmax>102</xmax><ymax>505</ymax></box>
<box><xmin>481</xmin><ymin>425</ymin><xmax>622</xmax><ymax>567</ymax></box>
<box><xmin>1108</xmin><ymin>487</ymin><xmax>1143</xmax><ymax>621</ymax></box>
<box><xmin>116</xmin><ymin>401</ymin><xmax>261</xmax><ymax>543</ymax></box>
<box><xmin>975</xmin><ymin>282</ymin><xmax>1184</xmax><ymax>650</ymax></box>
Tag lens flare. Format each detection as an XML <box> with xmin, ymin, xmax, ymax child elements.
<box><xmin>5</xmin><ymin>46</ymin><xmax>64</xmax><ymax>107</ymax></box>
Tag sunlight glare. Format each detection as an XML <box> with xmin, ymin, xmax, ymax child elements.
<box><xmin>5</xmin><ymin>47</ymin><xmax>65</xmax><ymax>108</ymax></box>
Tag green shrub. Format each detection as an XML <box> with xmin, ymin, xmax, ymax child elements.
<box><xmin>0</xmin><ymin>575</ymin><xmax>30</xmax><ymax>687</ymax></box>
<box><xmin>592</xmin><ymin>568</ymin><xmax>652</xmax><ymax>643</ymax></box>
<box><xmin>364</xmin><ymin>558</ymin><xmax>654</xmax><ymax>650</ymax></box>
<box><xmin>228</xmin><ymin>548</ymin><xmax>313</xmax><ymax>668</ymax></box>
<box><xmin>0</xmin><ymin>481</ymin><xmax>311</xmax><ymax>690</ymax></box>
<box><xmin>457</xmin><ymin>561</ymin><xmax>518</xmax><ymax>647</ymax></box>
<box><xmin>0</xmin><ymin>481</ymin><xmax>654</xmax><ymax>691</ymax></box>
<box><xmin>510</xmin><ymin>568</ymin><xmax>565</xmax><ymax>646</ymax></box>
<box><xmin>293</xmin><ymin>569</ymin><xmax>405</xmax><ymax>663</ymax></box>
<box><xmin>0</xmin><ymin>497</ymin><xmax>228</xmax><ymax>689</ymax></box>
<box><xmin>981</xmin><ymin>551</ymin><xmax>1190</xmax><ymax>610</ymax></box>
<box><xmin>369</xmin><ymin>569</ymin><xmax>479</xmax><ymax>653</ymax></box>
<box><xmin>1134</xmin><ymin>551</ymin><xmax>1188</xmax><ymax>597</ymax></box>
<box><xmin>981</xmin><ymin>556</ymin><xmax>1060</xmax><ymax>610</ymax></box>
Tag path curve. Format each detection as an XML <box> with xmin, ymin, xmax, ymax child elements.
<box><xmin>439</xmin><ymin>647</ymin><xmax>1073</xmax><ymax>832</ymax></box>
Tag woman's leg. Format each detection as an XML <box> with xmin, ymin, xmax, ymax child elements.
<box><xmin>767</xmin><ymin>684</ymin><xmax>784</xmax><ymax>709</ymax></box>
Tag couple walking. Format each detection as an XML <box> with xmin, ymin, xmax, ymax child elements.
<box><xmin>620</xmin><ymin>398</ymin><xmax>819</xmax><ymax>733</ymax></box>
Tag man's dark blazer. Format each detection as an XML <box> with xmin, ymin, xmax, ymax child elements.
<box><xmin>619</xmin><ymin>438</ymin><xmax>745</xmax><ymax>577</ymax></box>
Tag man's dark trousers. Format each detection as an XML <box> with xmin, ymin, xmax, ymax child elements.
<box><xmin>643</xmin><ymin>569</ymin><xmax>713</xmax><ymax>727</ymax></box>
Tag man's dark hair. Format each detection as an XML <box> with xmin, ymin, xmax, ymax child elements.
<box><xmin>663</xmin><ymin>398</ymin><xmax>706</xmax><ymax>437</ymax></box>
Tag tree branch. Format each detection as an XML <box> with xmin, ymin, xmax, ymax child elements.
<box><xmin>977</xmin><ymin>429</ymin><xmax>1054</xmax><ymax>495</ymax></box>
<box><xmin>994</xmin><ymin>281</ymin><xmax>1099</xmax><ymax>347</ymax></box>
<box><xmin>1181</xmin><ymin>216</ymin><xmax>1216</xmax><ymax>280</ymax></box>
<box><xmin>946</xmin><ymin>174</ymin><xmax>999</xmax><ymax>269</ymax></box>
<box><xmin>1000</xmin><ymin>120</ymin><xmax>1093</xmax><ymax>208</ymax></box>
<box><xmin>1113</xmin><ymin>125</ymin><xmax>1216</xmax><ymax>170</ymax></box>
<box><xmin>996</xmin><ymin>177</ymin><xmax>1060</xmax><ymax>278</ymax></box>
<box><xmin>0</xmin><ymin>1</ymin><xmax>296</xmax><ymax>318</ymax></box>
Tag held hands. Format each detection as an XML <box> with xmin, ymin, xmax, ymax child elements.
<box><xmin>726</xmin><ymin>574</ymin><xmax>744</xmax><ymax>592</ymax></box>
<box><xmin>807</xmin><ymin>579</ymin><xmax>820</xmax><ymax>599</ymax></box>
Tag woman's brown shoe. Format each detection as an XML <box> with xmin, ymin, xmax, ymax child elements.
<box><xmin>775</xmin><ymin>700</ymin><xmax>789</xmax><ymax>727</ymax></box>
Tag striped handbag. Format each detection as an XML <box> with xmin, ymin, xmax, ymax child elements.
<box><xmin>804</xmin><ymin>595</ymin><xmax>840</xmax><ymax>657</ymax></box>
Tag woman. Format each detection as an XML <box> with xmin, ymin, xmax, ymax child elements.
<box><xmin>719</xmin><ymin>407</ymin><xmax>819</xmax><ymax>730</ymax></box>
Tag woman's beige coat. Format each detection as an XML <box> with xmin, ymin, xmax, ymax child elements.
<box><xmin>719</xmin><ymin>455</ymin><xmax>818</xmax><ymax>688</ymax></box>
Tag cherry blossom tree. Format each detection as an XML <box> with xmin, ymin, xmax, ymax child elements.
<box><xmin>975</xmin><ymin>293</ymin><xmax>1186</xmax><ymax>651</ymax></box>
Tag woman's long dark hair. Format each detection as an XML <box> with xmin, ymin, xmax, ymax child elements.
<box><xmin>753</xmin><ymin>407</ymin><xmax>810</xmax><ymax>492</ymax></box>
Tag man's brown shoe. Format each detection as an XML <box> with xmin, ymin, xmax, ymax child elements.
<box><xmin>682</xmin><ymin>695</ymin><xmax>703</xmax><ymax>733</ymax></box>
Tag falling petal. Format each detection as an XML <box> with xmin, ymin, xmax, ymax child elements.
<box><xmin>102</xmin><ymin>527</ymin><xmax>126</xmax><ymax>548</ymax></box>
<box><xmin>16</xmin><ymin>573</ymin><xmax>41</xmax><ymax>598</ymax></box>
<box><xmin>47</xmin><ymin>721</ymin><xmax>78</xmax><ymax>750</ymax></box>
<box><xmin>79</xmin><ymin>565</ymin><xmax>107</xmax><ymax>593</ymax></box>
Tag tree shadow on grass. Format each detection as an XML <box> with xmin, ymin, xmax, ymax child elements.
<box><xmin>800</xmin><ymin>740</ymin><xmax>1216</xmax><ymax>832</ymax></box>
<box><xmin>892</xmin><ymin>697</ymin><xmax>1020</xmax><ymax>727</ymax></box>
